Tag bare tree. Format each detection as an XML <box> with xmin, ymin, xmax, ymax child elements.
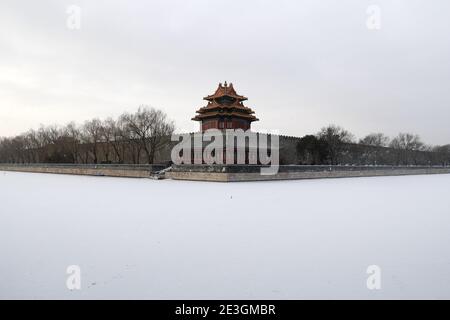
<box><xmin>317</xmin><ymin>125</ymin><xmax>354</xmax><ymax>165</ymax></box>
<box><xmin>433</xmin><ymin>145</ymin><xmax>450</xmax><ymax>166</ymax></box>
<box><xmin>100</xmin><ymin>118</ymin><xmax>115</xmax><ymax>163</ymax></box>
<box><xmin>10</xmin><ymin>135</ymin><xmax>27</xmax><ymax>163</ymax></box>
<box><xmin>359</xmin><ymin>133</ymin><xmax>390</xmax><ymax>147</ymax></box>
<box><xmin>82</xmin><ymin>119</ymin><xmax>103</xmax><ymax>164</ymax></box>
<box><xmin>63</xmin><ymin>122</ymin><xmax>81</xmax><ymax>163</ymax></box>
<box><xmin>124</xmin><ymin>106</ymin><xmax>175</xmax><ymax>164</ymax></box>
<box><xmin>23</xmin><ymin>130</ymin><xmax>39</xmax><ymax>163</ymax></box>
<box><xmin>120</xmin><ymin>112</ymin><xmax>142</xmax><ymax>164</ymax></box>
<box><xmin>390</xmin><ymin>133</ymin><xmax>424</xmax><ymax>165</ymax></box>
<box><xmin>358</xmin><ymin>133</ymin><xmax>390</xmax><ymax>165</ymax></box>
<box><xmin>390</xmin><ymin>133</ymin><xmax>424</xmax><ymax>151</ymax></box>
<box><xmin>108</xmin><ymin>115</ymin><xmax>129</xmax><ymax>164</ymax></box>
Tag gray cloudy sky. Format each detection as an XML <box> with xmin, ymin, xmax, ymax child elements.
<box><xmin>1</xmin><ymin>0</ymin><xmax>449</xmax><ymax>144</ymax></box>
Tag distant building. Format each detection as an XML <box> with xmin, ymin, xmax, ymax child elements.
<box><xmin>188</xmin><ymin>82</ymin><xmax>295</xmax><ymax>165</ymax></box>
<box><xmin>192</xmin><ymin>82</ymin><xmax>259</xmax><ymax>132</ymax></box>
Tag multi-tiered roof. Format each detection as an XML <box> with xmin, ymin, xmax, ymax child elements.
<box><xmin>192</xmin><ymin>82</ymin><xmax>259</xmax><ymax>123</ymax></box>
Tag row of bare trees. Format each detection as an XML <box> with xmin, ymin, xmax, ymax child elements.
<box><xmin>0</xmin><ymin>106</ymin><xmax>175</xmax><ymax>164</ymax></box>
<box><xmin>296</xmin><ymin>125</ymin><xmax>450</xmax><ymax>166</ymax></box>
<box><xmin>2</xmin><ymin>116</ymin><xmax>448</xmax><ymax>166</ymax></box>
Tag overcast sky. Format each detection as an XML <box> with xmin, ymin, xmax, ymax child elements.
<box><xmin>1</xmin><ymin>0</ymin><xmax>449</xmax><ymax>144</ymax></box>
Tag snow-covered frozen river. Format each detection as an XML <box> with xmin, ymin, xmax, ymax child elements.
<box><xmin>1</xmin><ymin>171</ymin><xmax>449</xmax><ymax>299</ymax></box>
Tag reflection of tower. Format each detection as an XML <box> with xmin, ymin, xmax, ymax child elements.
<box><xmin>192</xmin><ymin>82</ymin><xmax>259</xmax><ymax>132</ymax></box>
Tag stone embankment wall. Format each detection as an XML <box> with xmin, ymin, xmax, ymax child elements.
<box><xmin>0</xmin><ymin>164</ymin><xmax>167</xmax><ymax>178</ymax></box>
<box><xmin>166</xmin><ymin>164</ymin><xmax>450</xmax><ymax>182</ymax></box>
<box><xmin>1</xmin><ymin>164</ymin><xmax>450</xmax><ymax>182</ymax></box>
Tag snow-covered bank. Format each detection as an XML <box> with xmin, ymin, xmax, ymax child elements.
<box><xmin>1</xmin><ymin>171</ymin><xmax>449</xmax><ymax>299</ymax></box>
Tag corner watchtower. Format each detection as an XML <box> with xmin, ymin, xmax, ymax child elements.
<box><xmin>192</xmin><ymin>82</ymin><xmax>259</xmax><ymax>132</ymax></box>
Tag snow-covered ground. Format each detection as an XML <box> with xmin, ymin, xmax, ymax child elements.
<box><xmin>1</xmin><ymin>171</ymin><xmax>450</xmax><ymax>299</ymax></box>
